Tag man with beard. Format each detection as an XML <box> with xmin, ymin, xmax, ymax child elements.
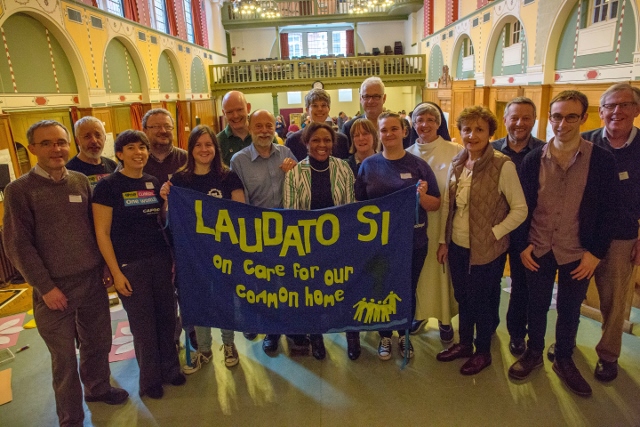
<box><xmin>230</xmin><ymin>110</ymin><xmax>297</xmax><ymax>354</ymax></box>
<box><xmin>66</xmin><ymin>116</ymin><xmax>117</xmax><ymax>188</ymax></box>
<box><xmin>142</xmin><ymin>108</ymin><xmax>187</xmax><ymax>183</ymax></box>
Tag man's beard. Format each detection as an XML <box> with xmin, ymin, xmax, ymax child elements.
<box><xmin>253</xmin><ymin>134</ymin><xmax>273</xmax><ymax>147</ymax></box>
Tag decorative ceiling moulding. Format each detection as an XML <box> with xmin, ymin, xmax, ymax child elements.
<box><xmin>108</xmin><ymin>18</ymin><xmax>135</xmax><ymax>36</ymax></box>
<box><xmin>554</xmin><ymin>63</ymin><xmax>634</xmax><ymax>84</ymax></box>
<box><xmin>494</xmin><ymin>0</ymin><xmax>519</xmax><ymax>18</ymax></box>
<box><xmin>0</xmin><ymin>94</ymin><xmax>78</xmax><ymax>110</ymax></box>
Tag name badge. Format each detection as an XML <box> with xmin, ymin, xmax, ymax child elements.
<box><xmin>400</xmin><ymin>173</ymin><xmax>412</xmax><ymax>179</ymax></box>
<box><xmin>69</xmin><ymin>195</ymin><xmax>82</xmax><ymax>203</ymax></box>
<box><xmin>619</xmin><ymin>171</ymin><xmax>629</xmax><ymax>181</ymax></box>
<box><xmin>145</xmin><ymin>181</ymin><xmax>155</xmax><ymax>189</ymax></box>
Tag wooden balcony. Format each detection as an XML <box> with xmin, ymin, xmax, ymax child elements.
<box><xmin>209</xmin><ymin>54</ymin><xmax>426</xmax><ymax>95</ymax></box>
<box><xmin>220</xmin><ymin>0</ymin><xmax>424</xmax><ymax>29</ymax></box>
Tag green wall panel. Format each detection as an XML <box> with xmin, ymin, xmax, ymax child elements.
<box><xmin>557</xmin><ymin>0</ymin><xmax>635</xmax><ymax>71</ymax></box>
<box><xmin>492</xmin><ymin>29</ymin><xmax>505</xmax><ymax>77</ymax></box>
<box><xmin>492</xmin><ymin>27</ymin><xmax>527</xmax><ymax>77</ymax></box>
<box><xmin>158</xmin><ymin>52</ymin><xmax>178</xmax><ymax>93</ymax></box>
<box><xmin>103</xmin><ymin>38</ymin><xmax>142</xmax><ymax>94</ymax></box>
<box><xmin>455</xmin><ymin>38</ymin><xmax>475</xmax><ymax>80</ymax></box>
<box><xmin>190</xmin><ymin>57</ymin><xmax>207</xmax><ymax>93</ymax></box>
<box><xmin>428</xmin><ymin>45</ymin><xmax>444</xmax><ymax>83</ymax></box>
<box><xmin>0</xmin><ymin>13</ymin><xmax>77</xmax><ymax>94</ymax></box>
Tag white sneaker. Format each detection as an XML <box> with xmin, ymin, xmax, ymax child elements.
<box><xmin>378</xmin><ymin>337</ymin><xmax>392</xmax><ymax>361</ymax></box>
<box><xmin>398</xmin><ymin>335</ymin><xmax>414</xmax><ymax>358</ymax></box>
<box><xmin>222</xmin><ymin>343</ymin><xmax>239</xmax><ymax>367</ymax></box>
<box><xmin>183</xmin><ymin>351</ymin><xmax>212</xmax><ymax>375</ymax></box>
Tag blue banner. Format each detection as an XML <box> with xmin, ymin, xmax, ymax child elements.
<box><xmin>169</xmin><ymin>186</ymin><xmax>415</xmax><ymax>334</ymax></box>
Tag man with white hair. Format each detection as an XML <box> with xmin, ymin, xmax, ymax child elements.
<box><xmin>66</xmin><ymin>116</ymin><xmax>117</xmax><ymax>187</ymax></box>
<box><xmin>343</xmin><ymin>77</ymin><xmax>410</xmax><ymax>149</ymax></box>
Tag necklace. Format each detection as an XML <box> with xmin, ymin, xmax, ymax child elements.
<box><xmin>309</xmin><ymin>164</ymin><xmax>330</xmax><ymax>173</ymax></box>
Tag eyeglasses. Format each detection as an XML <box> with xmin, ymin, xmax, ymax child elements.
<box><xmin>601</xmin><ymin>102</ymin><xmax>637</xmax><ymax>111</ymax></box>
<box><xmin>32</xmin><ymin>141</ymin><xmax>70</xmax><ymax>148</ymax></box>
<box><xmin>146</xmin><ymin>125</ymin><xmax>175</xmax><ymax>131</ymax></box>
<box><xmin>361</xmin><ymin>94</ymin><xmax>383</xmax><ymax>101</ymax></box>
<box><xmin>549</xmin><ymin>113</ymin><xmax>582</xmax><ymax>123</ymax></box>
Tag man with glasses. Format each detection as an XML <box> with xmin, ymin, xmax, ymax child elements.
<box><xmin>509</xmin><ymin>91</ymin><xmax>617</xmax><ymax>397</ymax></box>
<box><xmin>142</xmin><ymin>108</ymin><xmax>187</xmax><ymax>184</ymax></box>
<box><xmin>286</xmin><ymin>88</ymin><xmax>350</xmax><ymax>160</ymax></box>
<box><xmin>343</xmin><ymin>77</ymin><xmax>409</xmax><ymax>150</ymax></box>
<box><xmin>3</xmin><ymin>120</ymin><xmax>129</xmax><ymax>426</ymax></box>
<box><xmin>141</xmin><ymin>108</ymin><xmax>193</xmax><ymax>350</ymax></box>
<box><xmin>66</xmin><ymin>116</ymin><xmax>117</xmax><ymax>188</ymax></box>
<box><xmin>573</xmin><ymin>83</ymin><xmax>640</xmax><ymax>382</ymax></box>
<box><xmin>491</xmin><ymin>97</ymin><xmax>545</xmax><ymax>356</ymax></box>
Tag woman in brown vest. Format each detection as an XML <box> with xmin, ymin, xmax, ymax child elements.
<box><xmin>435</xmin><ymin>106</ymin><xmax>528</xmax><ymax>375</ymax></box>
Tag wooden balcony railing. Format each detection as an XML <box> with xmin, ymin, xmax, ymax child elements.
<box><xmin>209</xmin><ymin>54</ymin><xmax>426</xmax><ymax>95</ymax></box>
<box><xmin>221</xmin><ymin>0</ymin><xmax>423</xmax><ymax>28</ymax></box>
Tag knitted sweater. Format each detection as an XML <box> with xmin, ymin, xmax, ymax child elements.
<box><xmin>3</xmin><ymin>170</ymin><xmax>102</xmax><ymax>295</ymax></box>
<box><xmin>582</xmin><ymin>127</ymin><xmax>640</xmax><ymax>240</ymax></box>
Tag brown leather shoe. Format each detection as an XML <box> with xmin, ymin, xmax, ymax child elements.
<box><xmin>553</xmin><ymin>358</ymin><xmax>592</xmax><ymax>397</ymax></box>
<box><xmin>508</xmin><ymin>349</ymin><xmax>543</xmax><ymax>380</ymax></box>
<box><xmin>460</xmin><ymin>352</ymin><xmax>492</xmax><ymax>375</ymax></box>
<box><xmin>594</xmin><ymin>359</ymin><xmax>618</xmax><ymax>382</ymax></box>
<box><xmin>436</xmin><ymin>343</ymin><xmax>473</xmax><ymax>362</ymax></box>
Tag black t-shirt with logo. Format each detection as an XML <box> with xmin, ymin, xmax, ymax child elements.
<box><xmin>66</xmin><ymin>156</ymin><xmax>117</xmax><ymax>188</ymax></box>
<box><xmin>170</xmin><ymin>169</ymin><xmax>244</xmax><ymax>200</ymax></box>
<box><xmin>93</xmin><ymin>172</ymin><xmax>168</xmax><ymax>264</ymax></box>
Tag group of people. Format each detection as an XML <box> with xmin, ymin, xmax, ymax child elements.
<box><xmin>3</xmin><ymin>78</ymin><xmax>639</xmax><ymax>426</ymax></box>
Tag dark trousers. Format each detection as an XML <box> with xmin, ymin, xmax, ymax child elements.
<box><xmin>34</xmin><ymin>266</ymin><xmax>112</xmax><ymax>427</ymax></box>
<box><xmin>526</xmin><ymin>251</ymin><xmax>590</xmax><ymax>359</ymax></box>
<box><xmin>380</xmin><ymin>244</ymin><xmax>428</xmax><ymax>338</ymax></box>
<box><xmin>119</xmin><ymin>252</ymin><xmax>181</xmax><ymax>393</ymax></box>
<box><xmin>505</xmin><ymin>246</ymin><xmax>529</xmax><ymax>341</ymax></box>
<box><xmin>448</xmin><ymin>242</ymin><xmax>506</xmax><ymax>354</ymax></box>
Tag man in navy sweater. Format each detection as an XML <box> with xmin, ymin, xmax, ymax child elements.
<box><xmin>577</xmin><ymin>83</ymin><xmax>640</xmax><ymax>382</ymax></box>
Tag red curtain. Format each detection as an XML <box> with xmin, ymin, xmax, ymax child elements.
<box><xmin>346</xmin><ymin>29</ymin><xmax>354</xmax><ymax>56</ymax></box>
<box><xmin>280</xmin><ymin>33</ymin><xmax>289</xmax><ymax>58</ymax></box>
<box><xmin>130</xmin><ymin>103</ymin><xmax>144</xmax><ymax>130</ymax></box>
<box><xmin>191</xmin><ymin>0</ymin><xmax>204</xmax><ymax>46</ymax></box>
<box><xmin>176</xmin><ymin>101</ymin><xmax>188</xmax><ymax>150</ymax></box>
<box><xmin>123</xmin><ymin>0</ymin><xmax>139</xmax><ymax>22</ymax></box>
<box><xmin>165</xmin><ymin>0</ymin><xmax>179</xmax><ymax>36</ymax></box>
<box><xmin>161</xmin><ymin>101</ymin><xmax>168</xmax><ymax>110</ymax></box>
<box><xmin>91</xmin><ymin>0</ymin><xmax>98</xmax><ymax>7</ymax></box>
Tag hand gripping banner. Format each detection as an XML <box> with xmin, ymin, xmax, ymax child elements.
<box><xmin>169</xmin><ymin>186</ymin><xmax>415</xmax><ymax>334</ymax></box>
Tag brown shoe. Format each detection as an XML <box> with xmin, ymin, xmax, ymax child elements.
<box><xmin>594</xmin><ymin>359</ymin><xmax>618</xmax><ymax>382</ymax></box>
<box><xmin>553</xmin><ymin>358</ymin><xmax>592</xmax><ymax>397</ymax></box>
<box><xmin>436</xmin><ymin>343</ymin><xmax>473</xmax><ymax>362</ymax></box>
<box><xmin>460</xmin><ymin>352</ymin><xmax>492</xmax><ymax>375</ymax></box>
<box><xmin>508</xmin><ymin>349</ymin><xmax>543</xmax><ymax>380</ymax></box>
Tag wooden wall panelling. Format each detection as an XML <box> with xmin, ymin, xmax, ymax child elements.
<box><xmin>178</xmin><ymin>101</ymin><xmax>192</xmax><ymax>147</ymax></box>
<box><xmin>0</xmin><ymin>114</ymin><xmax>22</xmax><ymax>181</ymax></box>
<box><xmin>112</xmin><ymin>106</ymin><xmax>133</xmax><ymax>136</ymax></box>
<box><xmin>165</xmin><ymin>102</ymin><xmax>179</xmax><ymax>145</ymax></box>
<box><xmin>523</xmin><ymin>85</ymin><xmax>551</xmax><ymax>141</ymax></box>
<box><xmin>421</xmin><ymin>88</ymin><xmax>439</xmax><ymax>105</ymax></box>
<box><xmin>450</xmin><ymin>80</ymin><xmax>475</xmax><ymax>142</ymax></box>
<box><xmin>190</xmin><ymin>100</ymin><xmax>216</xmax><ymax>132</ymax></box>
<box><xmin>77</xmin><ymin>107</ymin><xmax>116</xmax><ymax>137</ymax></box>
<box><xmin>474</xmin><ymin>87</ymin><xmax>490</xmax><ymax>107</ymax></box>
